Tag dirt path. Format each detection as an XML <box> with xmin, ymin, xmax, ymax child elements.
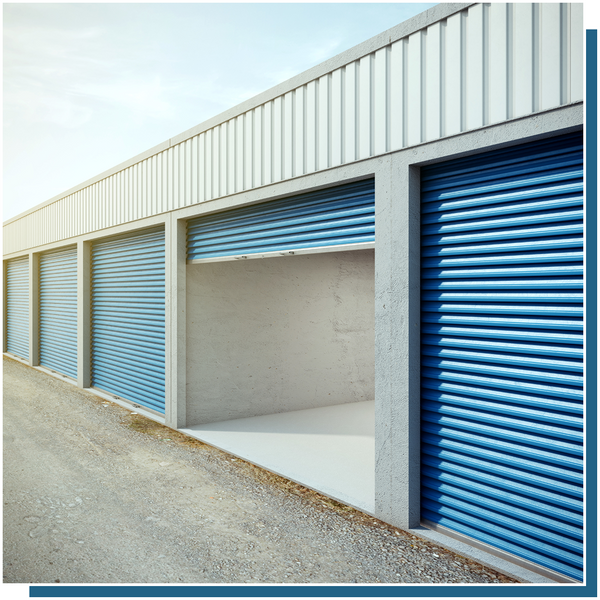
<box><xmin>3</xmin><ymin>356</ymin><xmax>517</xmax><ymax>584</ymax></box>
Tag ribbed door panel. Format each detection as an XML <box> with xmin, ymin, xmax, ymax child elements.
<box><xmin>91</xmin><ymin>228</ymin><xmax>165</xmax><ymax>413</ymax></box>
<box><xmin>39</xmin><ymin>247</ymin><xmax>78</xmax><ymax>379</ymax></box>
<box><xmin>420</xmin><ymin>132</ymin><xmax>584</xmax><ymax>581</ymax></box>
<box><xmin>187</xmin><ymin>180</ymin><xmax>375</xmax><ymax>260</ymax></box>
<box><xmin>6</xmin><ymin>257</ymin><xmax>29</xmax><ymax>360</ymax></box>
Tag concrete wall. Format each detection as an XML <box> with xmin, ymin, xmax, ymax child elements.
<box><xmin>186</xmin><ymin>249</ymin><xmax>374</xmax><ymax>425</ymax></box>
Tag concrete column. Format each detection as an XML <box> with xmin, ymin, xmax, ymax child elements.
<box><xmin>77</xmin><ymin>241</ymin><xmax>91</xmax><ymax>389</ymax></box>
<box><xmin>374</xmin><ymin>153</ymin><xmax>421</xmax><ymax>529</ymax></box>
<box><xmin>29</xmin><ymin>253</ymin><xmax>40</xmax><ymax>366</ymax></box>
<box><xmin>165</xmin><ymin>212</ymin><xmax>187</xmax><ymax>429</ymax></box>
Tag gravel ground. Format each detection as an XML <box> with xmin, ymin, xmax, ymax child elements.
<box><xmin>3</xmin><ymin>355</ymin><xmax>518</xmax><ymax>585</ymax></box>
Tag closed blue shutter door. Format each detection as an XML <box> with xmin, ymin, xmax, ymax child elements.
<box><xmin>187</xmin><ymin>179</ymin><xmax>375</xmax><ymax>260</ymax></box>
<box><xmin>39</xmin><ymin>247</ymin><xmax>78</xmax><ymax>379</ymax></box>
<box><xmin>420</xmin><ymin>132</ymin><xmax>584</xmax><ymax>581</ymax></box>
<box><xmin>91</xmin><ymin>228</ymin><xmax>165</xmax><ymax>414</ymax></box>
<box><xmin>6</xmin><ymin>256</ymin><xmax>29</xmax><ymax>360</ymax></box>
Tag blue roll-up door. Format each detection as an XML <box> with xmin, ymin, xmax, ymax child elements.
<box><xmin>420</xmin><ymin>132</ymin><xmax>583</xmax><ymax>581</ymax></box>
<box><xmin>6</xmin><ymin>256</ymin><xmax>30</xmax><ymax>360</ymax></box>
<box><xmin>39</xmin><ymin>247</ymin><xmax>78</xmax><ymax>379</ymax></box>
<box><xmin>91</xmin><ymin>227</ymin><xmax>166</xmax><ymax>414</ymax></box>
<box><xmin>187</xmin><ymin>179</ymin><xmax>375</xmax><ymax>260</ymax></box>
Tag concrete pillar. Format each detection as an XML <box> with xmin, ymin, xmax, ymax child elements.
<box><xmin>77</xmin><ymin>241</ymin><xmax>91</xmax><ymax>389</ymax></box>
<box><xmin>165</xmin><ymin>212</ymin><xmax>187</xmax><ymax>429</ymax></box>
<box><xmin>374</xmin><ymin>153</ymin><xmax>421</xmax><ymax>529</ymax></box>
<box><xmin>29</xmin><ymin>253</ymin><xmax>40</xmax><ymax>366</ymax></box>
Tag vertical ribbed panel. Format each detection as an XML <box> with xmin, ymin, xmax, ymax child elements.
<box><xmin>91</xmin><ymin>228</ymin><xmax>166</xmax><ymax>413</ymax></box>
<box><xmin>420</xmin><ymin>132</ymin><xmax>584</xmax><ymax>581</ymax></box>
<box><xmin>187</xmin><ymin>180</ymin><xmax>375</xmax><ymax>261</ymax></box>
<box><xmin>39</xmin><ymin>247</ymin><xmax>78</xmax><ymax>379</ymax></box>
<box><xmin>3</xmin><ymin>3</ymin><xmax>583</xmax><ymax>256</ymax></box>
<box><xmin>5</xmin><ymin>256</ymin><xmax>29</xmax><ymax>360</ymax></box>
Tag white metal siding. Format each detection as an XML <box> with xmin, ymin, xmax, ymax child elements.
<box><xmin>3</xmin><ymin>3</ymin><xmax>584</xmax><ymax>256</ymax></box>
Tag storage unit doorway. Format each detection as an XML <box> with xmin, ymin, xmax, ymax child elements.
<box><xmin>182</xmin><ymin>180</ymin><xmax>377</xmax><ymax>512</ymax></box>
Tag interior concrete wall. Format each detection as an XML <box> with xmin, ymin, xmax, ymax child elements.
<box><xmin>186</xmin><ymin>249</ymin><xmax>374</xmax><ymax>425</ymax></box>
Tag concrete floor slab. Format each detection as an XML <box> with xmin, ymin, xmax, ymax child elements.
<box><xmin>180</xmin><ymin>401</ymin><xmax>375</xmax><ymax>514</ymax></box>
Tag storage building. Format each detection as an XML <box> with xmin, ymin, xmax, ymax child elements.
<box><xmin>3</xmin><ymin>2</ymin><xmax>586</xmax><ymax>584</ymax></box>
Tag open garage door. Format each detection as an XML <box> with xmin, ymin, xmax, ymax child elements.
<box><xmin>187</xmin><ymin>179</ymin><xmax>375</xmax><ymax>261</ymax></box>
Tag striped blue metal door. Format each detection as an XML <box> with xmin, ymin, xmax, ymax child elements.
<box><xmin>187</xmin><ymin>179</ymin><xmax>375</xmax><ymax>260</ymax></box>
<box><xmin>91</xmin><ymin>227</ymin><xmax>166</xmax><ymax>414</ymax></box>
<box><xmin>6</xmin><ymin>256</ymin><xmax>30</xmax><ymax>360</ymax></box>
<box><xmin>420</xmin><ymin>132</ymin><xmax>584</xmax><ymax>581</ymax></box>
<box><xmin>39</xmin><ymin>247</ymin><xmax>78</xmax><ymax>379</ymax></box>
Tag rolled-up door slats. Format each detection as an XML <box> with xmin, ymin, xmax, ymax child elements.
<box><xmin>187</xmin><ymin>179</ymin><xmax>375</xmax><ymax>261</ymax></box>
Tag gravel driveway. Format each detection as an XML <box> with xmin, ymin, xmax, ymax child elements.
<box><xmin>3</xmin><ymin>355</ymin><xmax>518</xmax><ymax>585</ymax></box>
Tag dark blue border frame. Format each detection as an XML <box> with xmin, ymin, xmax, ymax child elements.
<box><xmin>23</xmin><ymin>583</ymin><xmax>600</xmax><ymax>598</ymax></box>
<box><xmin>28</xmin><ymin>28</ymin><xmax>598</xmax><ymax>600</ymax></box>
<box><xmin>582</xmin><ymin>25</ymin><xmax>598</xmax><ymax>600</ymax></box>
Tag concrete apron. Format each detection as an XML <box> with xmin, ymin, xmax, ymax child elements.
<box><xmin>180</xmin><ymin>401</ymin><xmax>375</xmax><ymax>514</ymax></box>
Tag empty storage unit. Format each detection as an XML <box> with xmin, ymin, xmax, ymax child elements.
<box><xmin>183</xmin><ymin>181</ymin><xmax>376</xmax><ymax>510</ymax></box>
<box><xmin>185</xmin><ymin>180</ymin><xmax>375</xmax><ymax>422</ymax></box>
<box><xmin>3</xmin><ymin>3</ymin><xmax>589</xmax><ymax>585</ymax></box>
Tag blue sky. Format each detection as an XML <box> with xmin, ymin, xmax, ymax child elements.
<box><xmin>3</xmin><ymin>2</ymin><xmax>437</xmax><ymax>221</ymax></box>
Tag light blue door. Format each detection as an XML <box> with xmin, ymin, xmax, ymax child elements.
<box><xmin>91</xmin><ymin>227</ymin><xmax>166</xmax><ymax>413</ymax></box>
<box><xmin>39</xmin><ymin>247</ymin><xmax>78</xmax><ymax>378</ymax></box>
<box><xmin>6</xmin><ymin>256</ymin><xmax>29</xmax><ymax>360</ymax></box>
